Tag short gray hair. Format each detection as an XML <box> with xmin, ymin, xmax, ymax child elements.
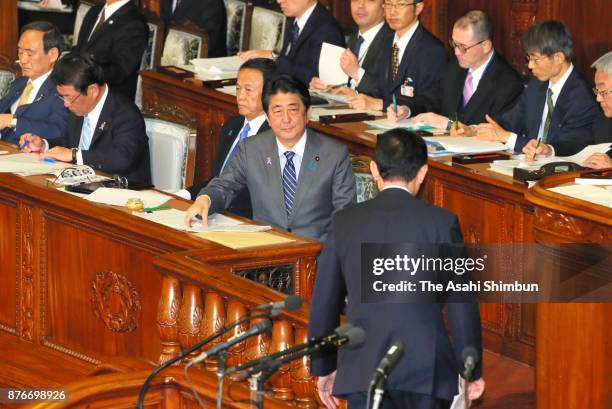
<box><xmin>591</xmin><ymin>51</ymin><xmax>612</xmax><ymax>75</ymax></box>
<box><xmin>455</xmin><ymin>10</ymin><xmax>494</xmax><ymax>42</ymax></box>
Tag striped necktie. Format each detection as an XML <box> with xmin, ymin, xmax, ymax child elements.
<box><xmin>391</xmin><ymin>43</ymin><xmax>399</xmax><ymax>80</ymax></box>
<box><xmin>282</xmin><ymin>151</ymin><xmax>297</xmax><ymax>217</ymax></box>
<box><xmin>79</xmin><ymin>116</ymin><xmax>92</xmax><ymax>150</ymax></box>
<box><xmin>541</xmin><ymin>88</ymin><xmax>554</xmax><ymax>143</ymax></box>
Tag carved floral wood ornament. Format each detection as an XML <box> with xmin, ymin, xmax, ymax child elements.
<box><xmin>90</xmin><ymin>271</ymin><xmax>141</xmax><ymax>332</ymax></box>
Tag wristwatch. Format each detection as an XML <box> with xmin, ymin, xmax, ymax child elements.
<box><xmin>271</xmin><ymin>51</ymin><xmax>279</xmax><ymax>60</ymax></box>
<box><xmin>445</xmin><ymin>118</ymin><xmax>453</xmax><ymax>132</ymax></box>
<box><xmin>71</xmin><ymin>148</ymin><xmax>78</xmax><ymax>164</ymax></box>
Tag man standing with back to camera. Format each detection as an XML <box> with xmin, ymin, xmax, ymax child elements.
<box><xmin>309</xmin><ymin>129</ymin><xmax>485</xmax><ymax>409</ymax></box>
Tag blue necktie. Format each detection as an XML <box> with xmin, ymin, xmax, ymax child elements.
<box><xmin>79</xmin><ymin>116</ymin><xmax>92</xmax><ymax>150</ymax></box>
<box><xmin>221</xmin><ymin>123</ymin><xmax>250</xmax><ymax>173</ymax></box>
<box><xmin>286</xmin><ymin>21</ymin><xmax>299</xmax><ymax>56</ymax></box>
<box><xmin>282</xmin><ymin>151</ymin><xmax>297</xmax><ymax>217</ymax></box>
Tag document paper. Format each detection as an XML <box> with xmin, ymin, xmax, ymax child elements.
<box><xmin>133</xmin><ymin>209</ymin><xmax>272</xmax><ymax>232</ymax></box>
<box><xmin>0</xmin><ymin>153</ymin><xmax>71</xmax><ymax>175</ymax></box>
<box><xmin>85</xmin><ymin>188</ymin><xmax>171</xmax><ymax>208</ymax></box>
<box><xmin>195</xmin><ymin>231</ymin><xmax>295</xmax><ymax>249</ymax></box>
<box><xmin>319</xmin><ymin>43</ymin><xmax>348</xmax><ymax>86</ymax></box>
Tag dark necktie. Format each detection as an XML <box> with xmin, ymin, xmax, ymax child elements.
<box><xmin>282</xmin><ymin>151</ymin><xmax>297</xmax><ymax>217</ymax></box>
<box><xmin>286</xmin><ymin>21</ymin><xmax>300</xmax><ymax>56</ymax></box>
<box><xmin>542</xmin><ymin>88</ymin><xmax>554</xmax><ymax>143</ymax></box>
<box><xmin>89</xmin><ymin>8</ymin><xmax>106</xmax><ymax>40</ymax></box>
<box><xmin>391</xmin><ymin>43</ymin><xmax>399</xmax><ymax>81</ymax></box>
<box><xmin>351</xmin><ymin>35</ymin><xmax>365</xmax><ymax>59</ymax></box>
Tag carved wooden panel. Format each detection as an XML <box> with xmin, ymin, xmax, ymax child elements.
<box><xmin>19</xmin><ymin>204</ymin><xmax>39</xmax><ymax>343</ymax></box>
<box><xmin>0</xmin><ymin>195</ymin><xmax>18</xmax><ymax>333</ymax></box>
<box><xmin>43</xmin><ymin>218</ymin><xmax>162</xmax><ymax>362</ymax></box>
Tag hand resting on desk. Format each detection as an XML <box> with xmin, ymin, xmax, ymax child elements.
<box><xmin>184</xmin><ymin>195</ymin><xmax>212</xmax><ymax>227</ymax></box>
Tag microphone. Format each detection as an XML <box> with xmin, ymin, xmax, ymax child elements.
<box><xmin>230</xmin><ymin>323</ymin><xmax>366</xmax><ymax>380</ymax></box>
<box><xmin>370</xmin><ymin>341</ymin><xmax>404</xmax><ymax>388</ymax></box>
<box><xmin>462</xmin><ymin>346</ymin><xmax>479</xmax><ymax>380</ymax></box>
<box><xmin>190</xmin><ymin>320</ymin><xmax>272</xmax><ymax>365</ymax></box>
<box><xmin>256</xmin><ymin>295</ymin><xmax>302</xmax><ymax>316</ymax></box>
<box><xmin>370</xmin><ymin>341</ymin><xmax>404</xmax><ymax>409</ymax></box>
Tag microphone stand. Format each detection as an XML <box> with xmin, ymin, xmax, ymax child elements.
<box><xmin>136</xmin><ymin>312</ymin><xmax>270</xmax><ymax>409</ymax></box>
<box><xmin>216</xmin><ymin>350</ymin><xmax>228</xmax><ymax>409</ymax></box>
<box><xmin>370</xmin><ymin>376</ymin><xmax>385</xmax><ymax>409</ymax></box>
<box><xmin>463</xmin><ymin>377</ymin><xmax>470</xmax><ymax>409</ymax></box>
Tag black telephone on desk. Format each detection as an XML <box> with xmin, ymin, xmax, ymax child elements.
<box><xmin>513</xmin><ymin>161</ymin><xmax>585</xmax><ymax>182</ymax></box>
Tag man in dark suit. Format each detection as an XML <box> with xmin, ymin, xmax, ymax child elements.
<box><xmin>75</xmin><ymin>0</ymin><xmax>148</xmax><ymax>100</ymax></box>
<box><xmin>176</xmin><ymin>59</ymin><xmax>277</xmax><ymax>218</ymax></box>
<box><xmin>239</xmin><ymin>0</ymin><xmax>344</xmax><ymax>87</ymax></box>
<box><xmin>309</xmin><ymin>129</ymin><xmax>484</xmax><ymax>409</ymax></box>
<box><xmin>309</xmin><ymin>0</ymin><xmax>393</xmax><ymax>91</ymax></box>
<box><xmin>344</xmin><ymin>0</ymin><xmax>446</xmax><ymax>116</ymax></box>
<box><xmin>160</xmin><ymin>0</ymin><xmax>227</xmax><ymax>57</ymax></box>
<box><xmin>470</xmin><ymin>20</ymin><xmax>599</xmax><ymax>156</ymax></box>
<box><xmin>185</xmin><ymin>75</ymin><xmax>356</xmax><ymax>242</ymax></box>
<box><xmin>387</xmin><ymin>10</ymin><xmax>523</xmax><ymax>129</ymax></box>
<box><xmin>0</xmin><ymin>22</ymin><xmax>68</xmax><ymax>145</ymax></box>
<box><xmin>20</xmin><ymin>53</ymin><xmax>151</xmax><ymax>186</ymax></box>
<box><xmin>537</xmin><ymin>51</ymin><xmax>612</xmax><ymax>168</ymax></box>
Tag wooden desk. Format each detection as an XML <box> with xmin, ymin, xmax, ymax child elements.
<box><xmin>0</xmin><ymin>144</ymin><xmax>320</xmax><ymax>399</ymax></box>
<box><xmin>141</xmin><ymin>69</ymin><xmax>537</xmax><ymax>364</ymax></box>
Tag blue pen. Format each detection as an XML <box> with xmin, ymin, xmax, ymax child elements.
<box><xmin>42</xmin><ymin>157</ymin><xmax>56</xmax><ymax>164</ymax></box>
<box><xmin>20</xmin><ymin>140</ymin><xmax>29</xmax><ymax>150</ymax></box>
<box><xmin>392</xmin><ymin>94</ymin><xmax>397</xmax><ymax>114</ymax></box>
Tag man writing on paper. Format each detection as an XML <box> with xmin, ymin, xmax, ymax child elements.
<box><xmin>338</xmin><ymin>0</ymin><xmax>446</xmax><ymax>116</ymax></box>
<box><xmin>525</xmin><ymin>51</ymin><xmax>612</xmax><ymax>168</ymax></box>
<box><xmin>175</xmin><ymin>58</ymin><xmax>278</xmax><ymax>218</ymax></box>
<box><xmin>0</xmin><ymin>22</ymin><xmax>68</xmax><ymax>145</ymax></box>
<box><xmin>309</xmin><ymin>129</ymin><xmax>484</xmax><ymax>409</ymax></box>
<box><xmin>239</xmin><ymin>0</ymin><xmax>344</xmax><ymax>87</ymax></box>
<box><xmin>463</xmin><ymin>20</ymin><xmax>599</xmax><ymax>156</ymax></box>
<box><xmin>184</xmin><ymin>75</ymin><xmax>356</xmax><ymax>242</ymax></box>
<box><xmin>386</xmin><ymin>11</ymin><xmax>523</xmax><ymax>131</ymax></box>
<box><xmin>20</xmin><ymin>53</ymin><xmax>151</xmax><ymax>186</ymax></box>
<box><xmin>309</xmin><ymin>0</ymin><xmax>393</xmax><ymax>92</ymax></box>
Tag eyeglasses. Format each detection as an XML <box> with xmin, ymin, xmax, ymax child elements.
<box><xmin>524</xmin><ymin>54</ymin><xmax>548</xmax><ymax>64</ymax></box>
<box><xmin>449</xmin><ymin>39</ymin><xmax>486</xmax><ymax>54</ymax></box>
<box><xmin>56</xmin><ymin>93</ymin><xmax>82</xmax><ymax>105</ymax></box>
<box><xmin>593</xmin><ymin>87</ymin><xmax>612</xmax><ymax>98</ymax></box>
<box><xmin>382</xmin><ymin>1</ymin><xmax>417</xmax><ymax>10</ymax></box>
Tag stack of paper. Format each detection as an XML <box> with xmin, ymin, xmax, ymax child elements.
<box><xmin>0</xmin><ymin>153</ymin><xmax>71</xmax><ymax>176</ymax></box>
<box><xmin>488</xmin><ymin>143</ymin><xmax>612</xmax><ymax>176</ymax></box>
<box><xmin>548</xmin><ymin>184</ymin><xmax>612</xmax><ymax>208</ymax></box>
<box><xmin>424</xmin><ymin>137</ymin><xmax>508</xmax><ymax>154</ymax></box>
<box><xmin>318</xmin><ymin>43</ymin><xmax>347</xmax><ymax>86</ymax></box>
<box><xmin>190</xmin><ymin>56</ymin><xmax>243</xmax><ymax>80</ymax></box>
<box><xmin>218</xmin><ymin>85</ymin><xmax>237</xmax><ymax>96</ymax></box>
<box><xmin>310</xmin><ymin>91</ymin><xmax>349</xmax><ymax>104</ymax></box>
<box><xmin>365</xmin><ymin>118</ymin><xmax>445</xmax><ymax>134</ymax></box>
<box><xmin>85</xmin><ymin>188</ymin><xmax>171</xmax><ymax>208</ymax></box>
<box><xmin>309</xmin><ymin>107</ymin><xmax>381</xmax><ymax>121</ymax></box>
<box><xmin>133</xmin><ymin>209</ymin><xmax>272</xmax><ymax>232</ymax></box>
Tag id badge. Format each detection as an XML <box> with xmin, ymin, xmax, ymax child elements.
<box><xmin>401</xmin><ymin>77</ymin><xmax>414</xmax><ymax>97</ymax></box>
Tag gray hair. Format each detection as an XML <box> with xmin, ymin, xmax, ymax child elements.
<box><xmin>591</xmin><ymin>51</ymin><xmax>612</xmax><ymax>75</ymax></box>
<box><xmin>455</xmin><ymin>10</ymin><xmax>494</xmax><ymax>42</ymax></box>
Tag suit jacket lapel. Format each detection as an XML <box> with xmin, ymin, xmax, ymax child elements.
<box><xmin>290</xmin><ymin>4</ymin><xmax>321</xmax><ymax>57</ymax></box>
<box><xmin>529</xmin><ymin>80</ymin><xmax>548</xmax><ymax>138</ymax></box>
<box><xmin>1</xmin><ymin>78</ymin><xmax>27</xmax><ymax>113</ymax></box>
<box><xmin>392</xmin><ymin>25</ymin><xmax>423</xmax><ymax>89</ymax></box>
<box><xmin>86</xmin><ymin>2</ymin><xmax>133</xmax><ymax>46</ymax></box>
<box><xmin>290</xmin><ymin>130</ymin><xmax>319</xmax><ymax>223</ymax></box>
<box><xmin>262</xmin><ymin>134</ymin><xmax>287</xmax><ymax>222</ymax></box>
<box><xmin>89</xmin><ymin>91</ymin><xmax>113</xmax><ymax>148</ymax></box>
<box><xmin>362</xmin><ymin>24</ymin><xmax>390</xmax><ymax>70</ymax></box>
<box><xmin>462</xmin><ymin>54</ymin><xmax>499</xmax><ymax>118</ymax></box>
<box><xmin>549</xmin><ymin>69</ymin><xmax>576</xmax><ymax>133</ymax></box>
<box><xmin>14</xmin><ymin>77</ymin><xmax>55</xmax><ymax>116</ymax></box>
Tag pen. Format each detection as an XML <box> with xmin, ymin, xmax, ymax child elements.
<box><xmin>533</xmin><ymin>137</ymin><xmax>541</xmax><ymax>161</ymax></box>
<box><xmin>454</xmin><ymin>112</ymin><xmax>459</xmax><ymax>131</ymax></box>
<box><xmin>20</xmin><ymin>140</ymin><xmax>29</xmax><ymax>149</ymax></box>
<box><xmin>42</xmin><ymin>157</ymin><xmax>56</xmax><ymax>164</ymax></box>
<box><xmin>392</xmin><ymin>94</ymin><xmax>397</xmax><ymax>114</ymax></box>
<box><xmin>142</xmin><ymin>205</ymin><xmax>171</xmax><ymax>212</ymax></box>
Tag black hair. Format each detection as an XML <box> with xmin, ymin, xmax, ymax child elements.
<box><xmin>239</xmin><ymin>58</ymin><xmax>277</xmax><ymax>85</ymax></box>
<box><xmin>20</xmin><ymin>21</ymin><xmax>63</xmax><ymax>54</ymax></box>
<box><xmin>374</xmin><ymin>129</ymin><xmax>427</xmax><ymax>182</ymax></box>
<box><xmin>522</xmin><ymin>20</ymin><xmax>574</xmax><ymax>61</ymax></box>
<box><xmin>50</xmin><ymin>53</ymin><xmax>105</xmax><ymax>94</ymax></box>
<box><xmin>262</xmin><ymin>74</ymin><xmax>311</xmax><ymax>113</ymax></box>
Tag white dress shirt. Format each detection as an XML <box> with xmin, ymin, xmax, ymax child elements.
<box><xmin>467</xmin><ymin>50</ymin><xmax>495</xmax><ymax>94</ymax></box>
<box><xmin>277</xmin><ymin>130</ymin><xmax>307</xmax><ymax>181</ymax></box>
<box><xmin>393</xmin><ymin>21</ymin><xmax>420</xmax><ymax>63</ymax></box>
<box><xmin>295</xmin><ymin>2</ymin><xmax>317</xmax><ymax>34</ymax></box>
